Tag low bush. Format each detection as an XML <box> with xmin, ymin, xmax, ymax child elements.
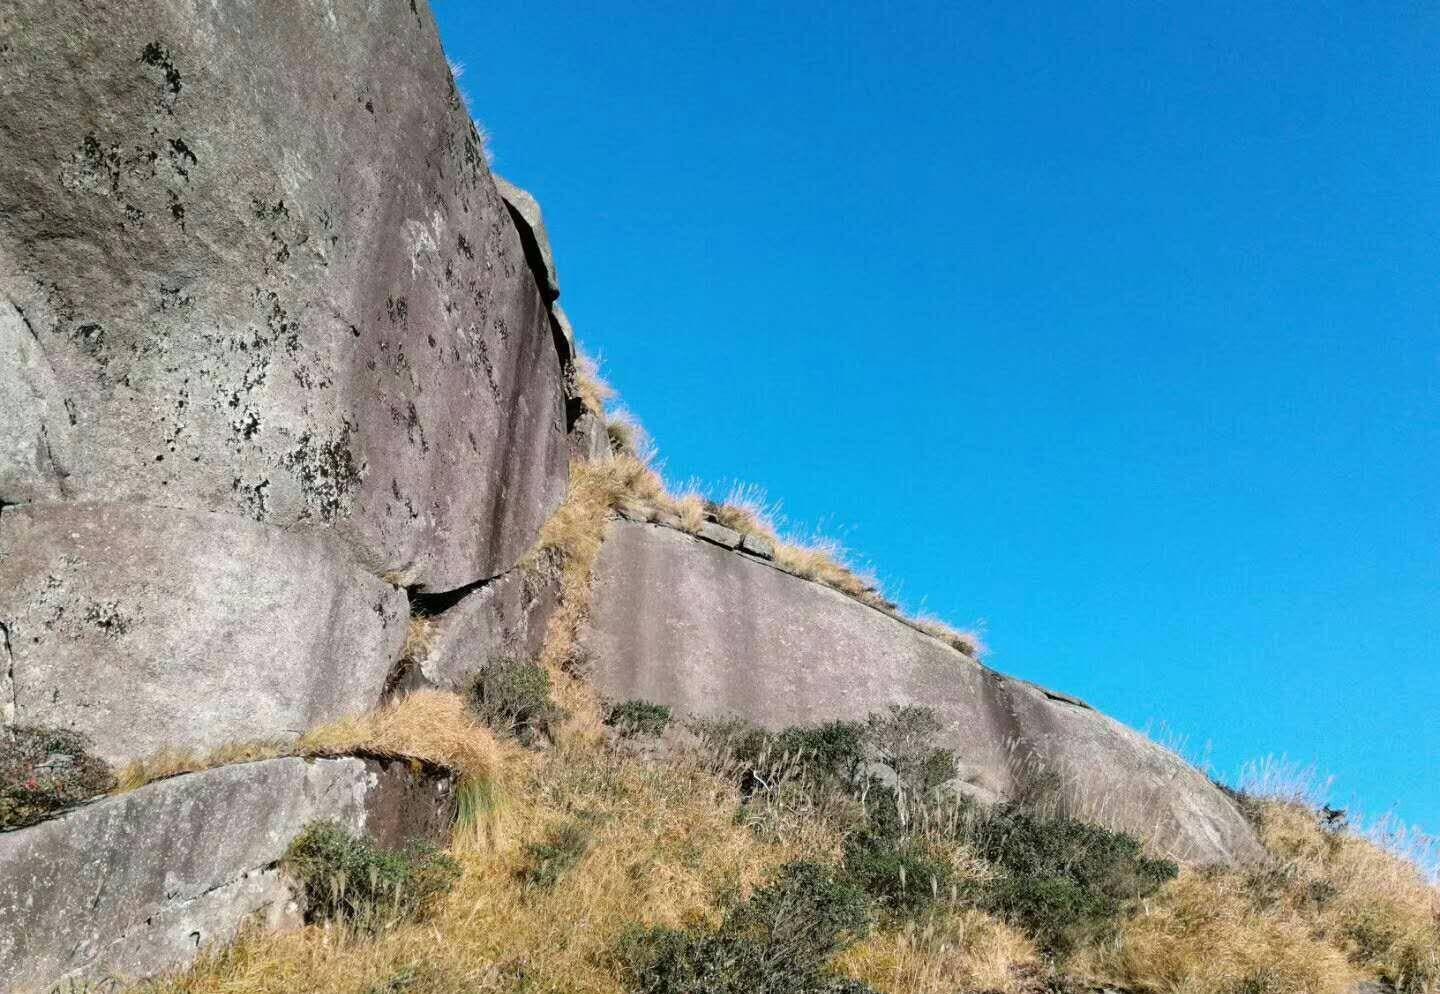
<box><xmin>467</xmin><ymin>658</ymin><xmax>559</xmax><ymax>741</ymax></box>
<box><xmin>842</xmin><ymin>826</ymin><xmax>955</xmax><ymax>917</ymax></box>
<box><xmin>965</xmin><ymin>804</ymin><xmax>1178</xmax><ymax>956</ymax></box>
<box><xmin>605</xmin><ymin>699</ymin><xmax>673</xmax><ymax>738</ymax></box>
<box><xmin>864</xmin><ymin>705</ymin><xmax>957</xmax><ymax>797</ymax></box>
<box><xmin>0</xmin><ymin>726</ymin><xmax>114</xmax><ymax>830</ymax></box>
<box><xmin>519</xmin><ymin>820</ymin><xmax>591</xmax><ymax>889</ymax></box>
<box><xmin>616</xmin><ymin>861</ymin><xmax>876</xmax><ymax>994</ymax></box>
<box><xmin>283</xmin><ymin>820</ymin><xmax>459</xmax><ymax>933</ymax></box>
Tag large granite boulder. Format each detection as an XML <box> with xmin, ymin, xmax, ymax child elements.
<box><xmin>0</xmin><ymin>501</ymin><xmax>408</xmax><ymax>762</ymax></box>
<box><xmin>581</xmin><ymin>520</ymin><xmax>1265</xmax><ymax>865</ymax></box>
<box><xmin>0</xmin><ymin>0</ymin><xmax>568</xmax><ymax>589</ymax></box>
<box><xmin>0</xmin><ymin>756</ymin><xmax>456</xmax><ymax>991</ymax></box>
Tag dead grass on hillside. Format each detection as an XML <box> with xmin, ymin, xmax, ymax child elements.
<box><xmin>115</xmin><ymin>693</ymin><xmax>504</xmax><ymax>796</ymax></box>
<box><xmin>1075</xmin><ymin>866</ymin><xmax>1360</xmax><ymax>994</ymax></box>
<box><xmin>573</xmin><ymin>351</ymin><xmax>615</xmax><ymax>417</ymax></box>
<box><xmin>523</xmin><ymin>454</ymin><xmax>666</xmax><ymax>744</ymax></box>
<box><xmin>400</xmin><ymin>614</ymin><xmax>438</xmax><ymax>664</ymax></box>
<box><xmin>136</xmin><ymin>744</ymin><xmax>805</xmax><ymax>994</ymax></box>
<box><xmin>1255</xmin><ymin>801</ymin><xmax>1440</xmax><ymax>990</ymax></box>
<box><xmin>835</xmin><ymin>909</ymin><xmax>1040</xmax><ymax>994</ymax></box>
<box><xmin>1076</xmin><ymin>796</ymin><xmax>1440</xmax><ymax>994</ymax></box>
<box><xmin>911</xmin><ymin>615</ymin><xmax>989</xmax><ymax>660</ymax></box>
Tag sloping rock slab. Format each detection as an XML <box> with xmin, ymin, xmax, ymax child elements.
<box><xmin>0</xmin><ymin>502</ymin><xmax>407</xmax><ymax>762</ymax></box>
<box><xmin>495</xmin><ymin>176</ymin><xmax>561</xmax><ymax>303</ymax></box>
<box><xmin>0</xmin><ymin>0</ymin><xmax>567</xmax><ymax>587</ymax></box>
<box><xmin>418</xmin><ymin>569</ymin><xmax>558</xmax><ymax>691</ymax></box>
<box><xmin>0</xmin><ymin>756</ymin><xmax>455</xmax><ymax>992</ymax></box>
<box><xmin>581</xmin><ymin>520</ymin><xmax>1264</xmax><ymax>865</ymax></box>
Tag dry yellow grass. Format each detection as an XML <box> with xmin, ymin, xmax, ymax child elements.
<box><xmin>1075</xmin><ymin>797</ymin><xmax>1440</xmax><ymax>994</ymax></box>
<box><xmin>911</xmin><ymin>615</ymin><xmax>988</xmax><ymax>660</ymax></box>
<box><xmin>401</xmin><ymin>614</ymin><xmax>438</xmax><ymax>664</ymax></box>
<box><xmin>297</xmin><ymin>690</ymin><xmax>503</xmax><ymax>781</ymax></box>
<box><xmin>573</xmin><ymin>351</ymin><xmax>615</xmax><ymax>417</ymax></box>
<box><xmin>523</xmin><ymin>454</ymin><xmax>666</xmax><ymax>744</ymax></box>
<box><xmin>1077</xmin><ymin>866</ymin><xmax>1359</xmax><ymax>994</ymax></box>
<box><xmin>1254</xmin><ymin>801</ymin><xmax>1440</xmax><ymax>990</ymax></box>
<box><xmin>116</xmin><ymin>693</ymin><xmax>503</xmax><ymax>795</ymax></box>
<box><xmin>136</xmin><ymin>744</ymin><xmax>807</xmax><ymax>994</ymax></box>
<box><xmin>835</xmin><ymin>909</ymin><xmax>1039</xmax><ymax>994</ymax></box>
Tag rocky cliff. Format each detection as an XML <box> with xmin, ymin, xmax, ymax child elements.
<box><xmin>0</xmin><ymin>2</ymin><xmax>1272</xmax><ymax>988</ymax></box>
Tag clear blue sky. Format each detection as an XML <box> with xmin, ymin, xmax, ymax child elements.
<box><xmin>433</xmin><ymin>2</ymin><xmax>1439</xmax><ymax>833</ymax></box>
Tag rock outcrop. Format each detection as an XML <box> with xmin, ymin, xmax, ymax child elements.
<box><xmin>0</xmin><ymin>0</ymin><xmax>572</xmax><ymax>756</ymax></box>
<box><xmin>0</xmin><ymin>502</ymin><xmax>408</xmax><ymax>761</ymax></box>
<box><xmin>0</xmin><ymin>0</ymin><xmax>1288</xmax><ymax>986</ymax></box>
<box><xmin>0</xmin><ymin>757</ymin><xmax>455</xmax><ymax>992</ymax></box>
<box><xmin>581</xmin><ymin>520</ymin><xmax>1265</xmax><ymax>865</ymax></box>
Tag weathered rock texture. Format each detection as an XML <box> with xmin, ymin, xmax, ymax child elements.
<box><xmin>581</xmin><ymin>520</ymin><xmax>1265</xmax><ymax>865</ymax></box>
<box><xmin>0</xmin><ymin>0</ymin><xmax>573</xmax><ymax>759</ymax></box>
<box><xmin>0</xmin><ymin>0</ymin><xmax>568</xmax><ymax>588</ymax></box>
<box><xmin>416</xmin><ymin>567</ymin><xmax>558</xmax><ymax>690</ymax></box>
<box><xmin>0</xmin><ymin>502</ymin><xmax>407</xmax><ymax>762</ymax></box>
<box><xmin>0</xmin><ymin>756</ymin><xmax>455</xmax><ymax>992</ymax></box>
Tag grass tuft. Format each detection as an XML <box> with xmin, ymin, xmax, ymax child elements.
<box><xmin>283</xmin><ymin>821</ymin><xmax>460</xmax><ymax>934</ymax></box>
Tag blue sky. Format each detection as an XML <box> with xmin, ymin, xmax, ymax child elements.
<box><xmin>433</xmin><ymin>2</ymin><xmax>1439</xmax><ymax>833</ymax></box>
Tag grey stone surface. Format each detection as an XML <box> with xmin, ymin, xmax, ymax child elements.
<box><xmin>0</xmin><ymin>756</ymin><xmax>456</xmax><ymax>991</ymax></box>
<box><xmin>419</xmin><ymin>568</ymin><xmax>558</xmax><ymax>689</ymax></box>
<box><xmin>739</xmin><ymin>532</ymin><xmax>776</xmax><ymax>560</ymax></box>
<box><xmin>695</xmin><ymin>520</ymin><xmax>742</xmax><ymax>549</ymax></box>
<box><xmin>494</xmin><ymin>175</ymin><xmax>561</xmax><ymax>303</ymax></box>
<box><xmin>570</xmin><ymin>410</ymin><xmax>610</xmax><ymax>462</ymax></box>
<box><xmin>581</xmin><ymin>521</ymin><xmax>1265</xmax><ymax>865</ymax></box>
<box><xmin>553</xmin><ymin>302</ymin><xmax>577</xmax><ymax>357</ymax></box>
<box><xmin>0</xmin><ymin>502</ymin><xmax>408</xmax><ymax>763</ymax></box>
<box><xmin>0</xmin><ymin>0</ymin><xmax>568</xmax><ymax>589</ymax></box>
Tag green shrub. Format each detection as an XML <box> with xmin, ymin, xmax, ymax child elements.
<box><xmin>965</xmin><ymin>804</ymin><xmax>1178</xmax><ymax>956</ymax></box>
<box><xmin>468</xmin><ymin>658</ymin><xmax>558</xmax><ymax>740</ymax></box>
<box><xmin>841</xmin><ymin>826</ymin><xmax>954</xmax><ymax>917</ymax></box>
<box><xmin>864</xmin><ymin>705</ymin><xmax>957</xmax><ymax>796</ymax></box>
<box><xmin>709</xmin><ymin>718</ymin><xmax>870</xmax><ymax>795</ymax></box>
<box><xmin>701</xmin><ymin>708</ymin><xmax>955</xmax><ymax>802</ymax></box>
<box><xmin>616</xmin><ymin>861</ymin><xmax>876</xmax><ymax>994</ymax></box>
<box><xmin>520</xmin><ymin>820</ymin><xmax>591</xmax><ymax>889</ymax></box>
<box><xmin>1</xmin><ymin>726</ymin><xmax>114</xmax><ymax>830</ymax></box>
<box><xmin>605</xmin><ymin>699</ymin><xmax>673</xmax><ymax>738</ymax></box>
<box><xmin>283</xmin><ymin>820</ymin><xmax>459</xmax><ymax>933</ymax></box>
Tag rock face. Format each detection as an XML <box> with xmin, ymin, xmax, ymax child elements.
<box><xmin>0</xmin><ymin>502</ymin><xmax>408</xmax><ymax>762</ymax></box>
<box><xmin>0</xmin><ymin>0</ymin><xmax>569</xmax><ymax>589</ymax></box>
<box><xmin>417</xmin><ymin>567</ymin><xmax>558</xmax><ymax>690</ymax></box>
<box><xmin>0</xmin><ymin>0</ymin><xmax>573</xmax><ymax>758</ymax></box>
<box><xmin>495</xmin><ymin>176</ymin><xmax>561</xmax><ymax>304</ymax></box>
<box><xmin>0</xmin><ymin>756</ymin><xmax>456</xmax><ymax>992</ymax></box>
<box><xmin>581</xmin><ymin>520</ymin><xmax>1265</xmax><ymax>865</ymax></box>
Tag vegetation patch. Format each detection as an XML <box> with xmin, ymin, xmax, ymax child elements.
<box><xmin>468</xmin><ymin>658</ymin><xmax>561</xmax><ymax>742</ymax></box>
<box><xmin>0</xmin><ymin>726</ymin><xmax>114</xmax><ymax>830</ymax></box>
<box><xmin>519</xmin><ymin>820</ymin><xmax>592</xmax><ymax>889</ymax></box>
<box><xmin>963</xmin><ymin>804</ymin><xmax>1178</xmax><ymax>956</ymax></box>
<box><xmin>604</xmin><ymin>699</ymin><xmax>673</xmax><ymax>739</ymax></box>
<box><xmin>615</xmin><ymin>861</ymin><xmax>877</xmax><ymax>994</ymax></box>
<box><xmin>283</xmin><ymin>820</ymin><xmax>460</xmax><ymax>934</ymax></box>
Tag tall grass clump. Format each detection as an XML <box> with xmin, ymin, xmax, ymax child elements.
<box><xmin>283</xmin><ymin>821</ymin><xmax>460</xmax><ymax>934</ymax></box>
